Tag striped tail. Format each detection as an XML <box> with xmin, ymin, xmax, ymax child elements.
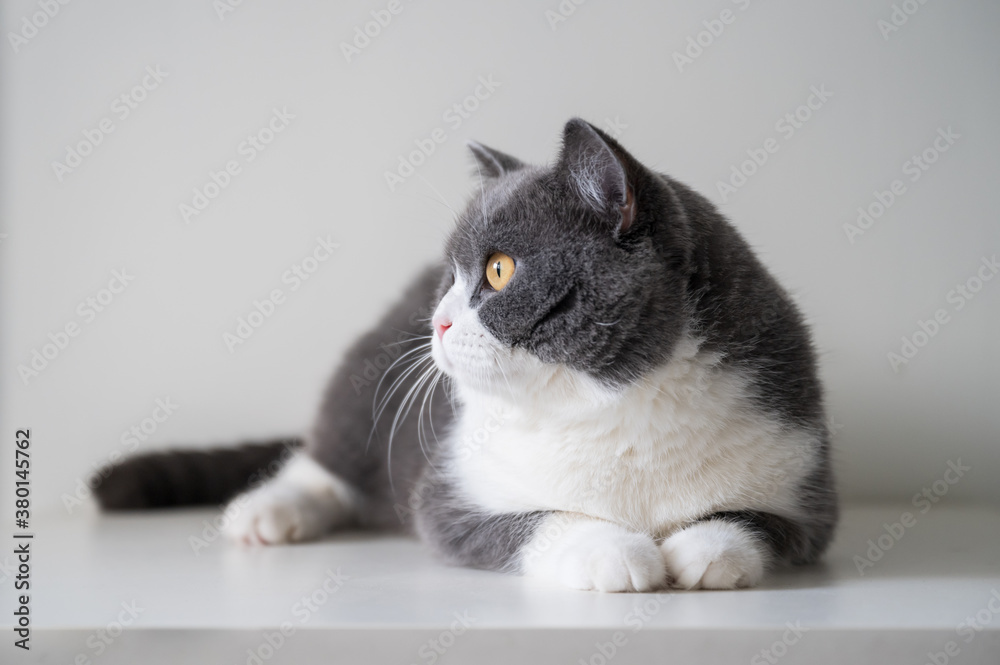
<box><xmin>94</xmin><ymin>438</ymin><xmax>302</xmax><ymax>510</ymax></box>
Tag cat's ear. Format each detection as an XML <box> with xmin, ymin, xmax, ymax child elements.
<box><xmin>467</xmin><ymin>141</ymin><xmax>525</xmax><ymax>182</ymax></box>
<box><xmin>558</xmin><ymin>118</ymin><xmax>636</xmax><ymax>235</ymax></box>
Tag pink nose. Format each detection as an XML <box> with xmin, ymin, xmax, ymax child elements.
<box><xmin>434</xmin><ymin>317</ymin><xmax>452</xmax><ymax>340</ymax></box>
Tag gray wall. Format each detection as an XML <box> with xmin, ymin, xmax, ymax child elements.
<box><xmin>2</xmin><ymin>0</ymin><xmax>997</xmax><ymax>514</ymax></box>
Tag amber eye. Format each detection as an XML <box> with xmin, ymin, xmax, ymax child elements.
<box><xmin>485</xmin><ymin>252</ymin><xmax>515</xmax><ymax>291</ymax></box>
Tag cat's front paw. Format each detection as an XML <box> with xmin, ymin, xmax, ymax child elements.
<box><xmin>660</xmin><ymin>520</ymin><xmax>767</xmax><ymax>590</ymax></box>
<box><xmin>524</xmin><ymin>519</ymin><xmax>666</xmax><ymax>592</ymax></box>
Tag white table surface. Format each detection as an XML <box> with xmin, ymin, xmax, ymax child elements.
<box><xmin>3</xmin><ymin>503</ymin><xmax>999</xmax><ymax>664</ymax></box>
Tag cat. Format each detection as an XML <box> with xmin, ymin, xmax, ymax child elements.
<box><xmin>97</xmin><ymin>118</ymin><xmax>838</xmax><ymax>592</ymax></box>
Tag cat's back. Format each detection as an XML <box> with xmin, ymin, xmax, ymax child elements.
<box><xmin>663</xmin><ymin>175</ymin><xmax>826</xmax><ymax>430</ymax></box>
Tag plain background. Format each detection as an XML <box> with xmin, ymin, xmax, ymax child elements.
<box><xmin>1</xmin><ymin>0</ymin><xmax>997</xmax><ymax>517</ymax></box>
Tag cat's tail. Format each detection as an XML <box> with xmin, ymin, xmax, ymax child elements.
<box><xmin>94</xmin><ymin>438</ymin><xmax>302</xmax><ymax>511</ymax></box>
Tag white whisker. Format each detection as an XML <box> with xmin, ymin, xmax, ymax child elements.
<box><xmin>372</xmin><ymin>342</ymin><xmax>433</xmax><ymax>418</ymax></box>
<box><xmin>386</xmin><ymin>361</ymin><xmax>438</xmax><ymax>492</ymax></box>
<box><xmin>369</xmin><ymin>349</ymin><xmax>433</xmax><ymax>451</ymax></box>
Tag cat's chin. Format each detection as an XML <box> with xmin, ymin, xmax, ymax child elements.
<box><xmin>449</xmin><ymin>358</ymin><xmax>583</xmax><ymax>408</ymax></box>
<box><xmin>429</xmin><ymin>343</ymin><xmax>495</xmax><ymax>396</ymax></box>
<box><xmin>433</xmin><ymin>353</ymin><xmax>530</xmax><ymax>403</ymax></box>
<box><xmin>444</xmin><ymin>367</ymin><xmax>515</xmax><ymax>400</ymax></box>
<box><xmin>456</xmin><ymin>361</ymin><xmax>631</xmax><ymax>417</ymax></box>
<box><xmin>429</xmin><ymin>342</ymin><xmax>454</xmax><ymax>376</ymax></box>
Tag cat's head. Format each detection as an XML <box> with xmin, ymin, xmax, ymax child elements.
<box><xmin>431</xmin><ymin>119</ymin><xmax>695</xmax><ymax>403</ymax></box>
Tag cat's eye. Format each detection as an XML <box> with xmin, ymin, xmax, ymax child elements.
<box><xmin>485</xmin><ymin>252</ymin><xmax>515</xmax><ymax>291</ymax></box>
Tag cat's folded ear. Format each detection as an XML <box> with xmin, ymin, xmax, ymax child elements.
<box><xmin>558</xmin><ymin>118</ymin><xmax>637</xmax><ymax>236</ymax></box>
<box><xmin>467</xmin><ymin>141</ymin><xmax>525</xmax><ymax>182</ymax></box>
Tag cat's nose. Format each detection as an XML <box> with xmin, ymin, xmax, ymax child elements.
<box><xmin>433</xmin><ymin>316</ymin><xmax>452</xmax><ymax>340</ymax></box>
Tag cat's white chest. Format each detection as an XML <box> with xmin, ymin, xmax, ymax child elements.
<box><xmin>449</xmin><ymin>340</ymin><xmax>816</xmax><ymax>537</ymax></box>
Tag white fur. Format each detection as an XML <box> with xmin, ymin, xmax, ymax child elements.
<box><xmin>223</xmin><ymin>454</ymin><xmax>355</xmax><ymax>545</ymax></box>
<box><xmin>432</xmin><ymin>273</ymin><xmax>818</xmax><ymax>589</ymax></box>
<box><xmin>445</xmin><ymin>332</ymin><xmax>816</xmax><ymax>536</ymax></box>
<box><xmin>661</xmin><ymin>520</ymin><xmax>767</xmax><ymax>589</ymax></box>
<box><xmin>521</xmin><ymin>514</ymin><xmax>666</xmax><ymax>592</ymax></box>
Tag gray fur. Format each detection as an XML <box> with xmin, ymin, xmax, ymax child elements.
<box><xmin>413</xmin><ymin>470</ymin><xmax>548</xmax><ymax>573</ymax></box>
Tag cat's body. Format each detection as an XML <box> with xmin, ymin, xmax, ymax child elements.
<box><xmin>98</xmin><ymin>119</ymin><xmax>837</xmax><ymax>591</ymax></box>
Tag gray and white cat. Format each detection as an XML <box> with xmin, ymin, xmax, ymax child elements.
<box><xmin>98</xmin><ymin>119</ymin><xmax>837</xmax><ymax>592</ymax></box>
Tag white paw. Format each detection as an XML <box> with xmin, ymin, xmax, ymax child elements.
<box><xmin>524</xmin><ymin>518</ymin><xmax>666</xmax><ymax>592</ymax></box>
<box><xmin>224</xmin><ymin>486</ymin><xmax>324</xmax><ymax>545</ymax></box>
<box><xmin>222</xmin><ymin>455</ymin><xmax>354</xmax><ymax>546</ymax></box>
<box><xmin>660</xmin><ymin>520</ymin><xmax>767</xmax><ymax>590</ymax></box>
